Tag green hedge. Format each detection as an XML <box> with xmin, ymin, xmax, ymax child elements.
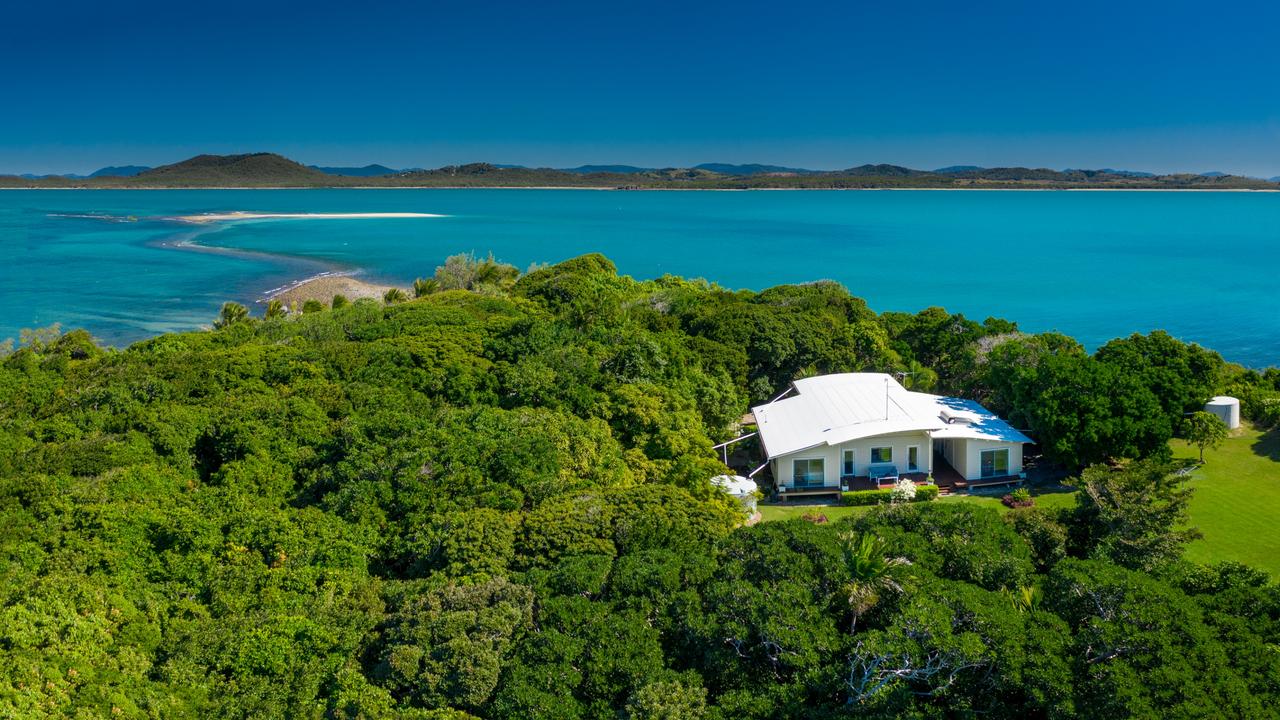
<box><xmin>841</xmin><ymin>489</ymin><xmax>894</xmax><ymax>506</ymax></box>
<box><xmin>842</xmin><ymin>484</ymin><xmax>939</xmax><ymax>506</ymax></box>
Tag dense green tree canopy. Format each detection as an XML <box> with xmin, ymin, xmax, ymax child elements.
<box><xmin>1</xmin><ymin>254</ymin><xmax>1275</xmax><ymax>718</ymax></box>
<box><xmin>1095</xmin><ymin>331</ymin><xmax>1225</xmax><ymax>429</ymax></box>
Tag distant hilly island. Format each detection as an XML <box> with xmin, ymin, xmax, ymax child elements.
<box><xmin>308</xmin><ymin>164</ymin><xmax>401</xmax><ymax>177</ymax></box>
<box><xmin>3</xmin><ymin>152</ymin><xmax>1278</xmax><ymax>189</ymax></box>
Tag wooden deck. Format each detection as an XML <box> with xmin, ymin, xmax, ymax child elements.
<box><xmin>776</xmin><ymin>487</ymin><xmax>842</xmax><ymax>501</ymax></box>
<box><xmin>931</xmin><ymin>459</ymin><xmax>1023</xmax><ymax>494</ymax></box>
<box><xmin>842</xmin><ymin>462</ymin><xmax>1024</xmax><ymax>496</ymax></box>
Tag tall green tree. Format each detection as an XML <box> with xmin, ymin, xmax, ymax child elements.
<box><xmin>999</xmin><ymin>352</ymin><xmax>1171</xmax><ymax>468</ymax></box>
<box><xmin>1044</xmin><ymin>559</ymin><xmax>1266</xmax><ymax>719</ymax></box>
<box><xmin>1184</xmin><ymin>410</ymin><xmax>1229</xmax><ymax>463</ymax></box>
<box><xmin>1072</xmin><ymin>459</ymin><xmax>1201</xmax><ymax>570</ymax></box>
<box><xmin>624</xmin><ymin>679</ymin><xmax>707</xmax><ymax>720</ymax></box>
<box><xmin>1095</xmin><ymin>331</ymin><xmax>1224</xmax><ymax>430</ymax></box>
<box><xmin>374</xmin><ymin>579</ymin><xmax>534</xmax><ymax>712</ymax></box>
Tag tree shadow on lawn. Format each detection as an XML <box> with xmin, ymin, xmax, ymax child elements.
<box><xmin>1029</xmin><ymin>486</ymin><xmax>1077</xmax><ymax>498</ymax></box>
<box><xmin>1252</xmin><ymin>426</ymin><xmax>1280</xmax><ymax>462</ymax></box>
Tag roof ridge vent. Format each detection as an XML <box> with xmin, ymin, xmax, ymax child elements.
<box><xmin>940</xmin><ymin>407</ymin><xmax>979</xmax><ymax>424</ymax></box>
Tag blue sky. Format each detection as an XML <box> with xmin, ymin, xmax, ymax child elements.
<box><xmin>4</xmin><ymin>0</ymin><xmax>1279</xmax><ymax>175</ymax></box>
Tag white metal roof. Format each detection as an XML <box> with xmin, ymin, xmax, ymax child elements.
<box><xmin>922</xmin><ymin>395</ymin><xmax>1033</xmax><ymax>444</ymax></box>
<box><xmin>751</xmin><ymin>373</ymin><xmax>1030</xmax><ymax>459</ymax></box>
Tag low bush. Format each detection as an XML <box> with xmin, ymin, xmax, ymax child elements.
<box><xmin>1002</xmin><ymin>487</ymin><xmax>1034</xmax><ymax>508</ymax></box>
<box><xmin>891</xmin><ymin>477</ymin><xmax>917</xmax><ymax>502</ymax></box>
<box><xmin>843</xmin><ymin>484</ymin><xmax>939</xmax><ymax>506</ymax></box>
<box><xmin>1245</xmin><ymin>392</ymin><xmax>1280</xmax><ymax>428</ymax></box>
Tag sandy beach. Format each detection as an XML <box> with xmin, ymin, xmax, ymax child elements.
<box><xmin>264</xmin><ymin>273</ymin><xmax>407</xmax><ymax>306</ymax></box>
<box><xmin>175</xmin><ymin>211</ymin><xmax>444</xmax><ymax>223</ymax></box>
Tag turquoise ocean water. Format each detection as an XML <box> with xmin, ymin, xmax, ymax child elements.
<box><xmin>1</xmin><ymin>189</ymin><xmax>1277</xmax><ymax>367</ymax></box>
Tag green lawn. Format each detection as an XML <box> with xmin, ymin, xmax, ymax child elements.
<box><xmin>1171</xmin><ymin>424</ymin><xmax>1280</xmax><ymax>577</ymax></box>
<box><xmin>756</xmin><ymin>502</ymin><xmax>872</xmax><ymax>523</ymax></box>
<box><xmin>941</xmin><ymin>489</ymin><xmax>1079</xmax><ymax>513</ymax></box>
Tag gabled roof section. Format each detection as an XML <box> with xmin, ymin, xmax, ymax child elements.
<box><xmin>752</xmin><ymin>374</ymin><xmax>944</xmax><ymax>458</ymax></box>
<box><xmin>751</xmin><ymin>373</ymin><xmax>1030</xmax><ymax>459</ymax></box>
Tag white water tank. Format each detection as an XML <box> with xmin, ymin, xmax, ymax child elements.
<box><xmin>1204</xmin><ymin>396</ymin><xmax>1241</xmax><ymax>430</ymax></box>
<box><xmin>712</xmin><ymin>475</ymin><xmax>759</xmax><ymax>512</ymax></box>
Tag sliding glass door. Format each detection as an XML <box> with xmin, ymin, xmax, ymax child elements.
<box><xmin>980</xmin><ymin>448</ymin><xmax>1009</xmax><ymax>478</ymax></box>
<box><xmin>792</xmin><ymin>458</ymin><xmax>826</xmax><ymax>488</ymax></box>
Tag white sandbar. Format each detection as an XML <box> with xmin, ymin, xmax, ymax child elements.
<box><xmin>174</xmin><ymin>211</ymin><xmax>444</xmax><ymax>223</ymax></box>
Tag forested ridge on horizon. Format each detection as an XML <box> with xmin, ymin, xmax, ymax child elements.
<box><xmin>3</xmin><ymin>253</ymin><xmax>1280</xmax><ymax>718</ymax></box>
<box><xmin>5</xmin><ymin>153</ymin><xmax>1279</xmax><ymax>189</ymax></box>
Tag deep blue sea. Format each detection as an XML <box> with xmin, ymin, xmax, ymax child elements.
<box><xmin>1</xmin><ymin>189</ymin><xmax>1277</xmax><ymax>367</ymax></box>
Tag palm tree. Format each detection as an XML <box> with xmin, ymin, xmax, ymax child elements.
<box><xmin>839</xmin><ymin>533</ymin><xmax>907</xmax><ymax>634</ymax></box>
<box><xmin>1004</xmin><ymin>585</ymin><xmax>1041</xmax><ymax>613</ymax></box>
<box><xmin>413</xmin><ymin>277</ymin><xmax>439</xmax><ymax>297</ymax></box>
<box><xmin>214</xmin><ymin>301</ymin><xmax>250</xmax><ymax>329</ymax></box>
<box><xmin>264</xmin><ymin>299</ymin><xmax>287</xmax><ymax>319</ymax></box>
<box><xmin>899</xmin><ymin>360</ymin><xmax>938</xmax><ymax>392</ymax></box>
<box><xmin>474</xmin><ymin>252</ymin><xmax>519</xmax><ymax>290</ymax></box>
<box><xmin>331</xmin><ymin>294</ymin><xmax>350</xmax><ymax>309</ymax></box>
<box><xmin>383</xmin><ymin>287</ymin><xmax>409</xmax><ymax>304</ymax></box>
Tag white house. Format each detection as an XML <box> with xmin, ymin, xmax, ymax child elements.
<box><xmin>750</xmin><ymin>373</ymin><xmax>1031</xmax><ymax>495</ymax></box>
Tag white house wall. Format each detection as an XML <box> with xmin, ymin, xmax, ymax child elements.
<box><xmin>940</xmin><ymin>437</ymin><xmax>968</xmax><ymax>480</ymax></box>
<box><xmin>771</xmin><ymin>431</ymin><xmax>934</xmax><ymax>489</ymax></box>
<box><xmin>956</xmin><ymin>439</ymin><xmax>1023</xmax><ymax>480</ymax></box>
<box><xmin>771</xmin><ymin>434</ymin><xmax>1025</xmax><ymax>488</ymax></box>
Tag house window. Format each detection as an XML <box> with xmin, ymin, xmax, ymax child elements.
<box><xmin>907</xmin><ymin>446</ymin><xmax>919</xmax><ymax>471</ymax></box>
<box><xmin>793</xmin><ymin>458</ymin><xmax>825</xmax><ymax>486</ymax></box>
<box><xmin>980</xmin><ymin>448</ymin><xmax>1009</xmax><ymax>478</ymax></box>
<box><xmin>870</xmin><ymin>446</ymin><xmax>893</xmax><ymax>464</ymax></box>
<box><xmin>842</xmin><ymin>450</ymin><xmax>855</xmax><ymax>476</ymax></box>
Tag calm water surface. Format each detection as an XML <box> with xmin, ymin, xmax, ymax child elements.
<box><xmin>0</xmin><ymin>189</ymin><xmax>1276</xmax><ymax>366</ymax></box>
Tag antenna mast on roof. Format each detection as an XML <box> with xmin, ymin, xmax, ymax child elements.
<box><xmin>885</xmin><ymin>370</ymin><xmax>920</xmax><ymax>420</ymax></box>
